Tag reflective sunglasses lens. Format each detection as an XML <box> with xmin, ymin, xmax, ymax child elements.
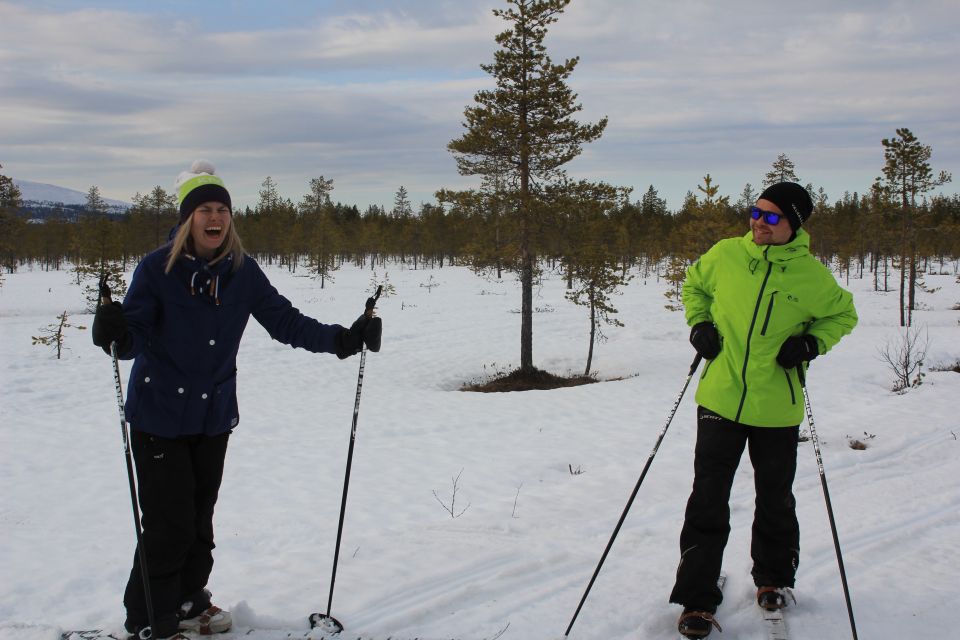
<box><xmin>751</xmin><ymin>207</ymin><xmax>781</xmax><ymax>225</ymax></box>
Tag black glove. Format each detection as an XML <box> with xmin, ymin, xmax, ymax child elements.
<box><xmin>92</xmin><ymin>301</ymin><xmax>131</xmax><ymax>355</ymax></box>
<box><xmin>776</xmin><ymin>335</ymin><xmax>819</xmax><ymax>369</ymax></box>
<box><xmin>335</xmin><ymin>314</ymin><xmax>382</xmax><ymax>359</ymax></box>
<box><xmin>689</xmin><ymin>321</ymin><xmax>721</xmax><ymax>360</ymax></box>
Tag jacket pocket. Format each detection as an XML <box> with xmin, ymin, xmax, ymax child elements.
<box><xmin>207</xmin><ymin>371</ymin><xmax>239</xmax><ymax>431</ymax></box>
<box><xmin>131</xmin><ymin>369</ymin><xmax>189</xmax><ymax>431</ymax></box>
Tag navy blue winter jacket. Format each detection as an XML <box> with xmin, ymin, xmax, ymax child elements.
<box><xmin>120</xmin><ymin>246</ymin><xmax>344</xmax><ymax>438</ymax></box>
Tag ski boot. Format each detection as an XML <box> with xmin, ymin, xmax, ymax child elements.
<box><xmin>756</xmin><ymin>586</ymin><xmax>791</xmax><ymax>611</ymax></box>
<box><xmin>179</xmin><ymin>589</ymin><xmax>232</xmax><ymax>635</ymax></box>
<box><xmin>678</xmin><ymin>608</ymin><xmax>722</xmax><ymax>638</ymax></box>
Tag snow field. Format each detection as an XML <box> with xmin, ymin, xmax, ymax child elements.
<box><xmin>1</xmin><ymin>260</ymin><xmax>958</xmax><ymax>640</ymax></box>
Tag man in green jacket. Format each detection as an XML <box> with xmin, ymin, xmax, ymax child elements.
<box><xmin>671</xmin><ymin>182</ymin><xmax>857</xmax><ymax>639</ymax></box>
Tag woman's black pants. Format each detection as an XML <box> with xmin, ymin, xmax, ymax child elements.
<box><xmin>669</xmin><ymin>407</ymin><xmax>800</xmax><ymax>612</ymax></box>
<box><xmin>123</xmin><ymin>429</ymin><xmax>229</xmax><ymax>635</ymax></box>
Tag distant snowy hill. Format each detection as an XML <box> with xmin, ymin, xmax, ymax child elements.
<box><xmin>13</xmin><ymin>179</ymin><xmax>131</xmax><ymax>209</ymax></box>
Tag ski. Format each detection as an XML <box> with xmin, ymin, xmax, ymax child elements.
<box><xmin>761</xmin><ymin>608</ymin><xmax>788</xmax><ymax>640</ymax></box>
<box><xmin>61</xmin><ymin>622</ymin><xmax>510</xmax><ymax>640</ymax></box>
<box><xmin>757</xmin><ymin>587</ymin><xmax>794</xmax><ymax>640</ymax></box>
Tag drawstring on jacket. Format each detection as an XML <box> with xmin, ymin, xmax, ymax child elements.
<box><xmin>183</xmin><ymin>254</ymin><xmax>224</xmax><ymax>306</ymax></box>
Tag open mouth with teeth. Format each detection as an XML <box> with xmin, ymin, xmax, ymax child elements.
<box><xmin>204</xmin><ymin>226</ymin><xmax>223</xmax><ymax>240</ymax></box>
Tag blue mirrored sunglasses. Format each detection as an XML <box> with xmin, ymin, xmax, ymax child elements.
<box><xmin>750</xmin><ymin>206</ymin><xmax>783</xmax><ymax>225</ymax></box>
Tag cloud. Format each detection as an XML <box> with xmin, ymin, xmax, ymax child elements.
<box><xmin>0</xmin><ymin>0</ymin><xmax>957</xmax><ymax>210</ymax></box>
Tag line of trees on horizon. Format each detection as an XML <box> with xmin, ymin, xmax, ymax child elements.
<box><xmin>2</xmin><ymin>153</ymin><xmax>958</xmax><ymax>299</ymax></box>
<box><xmin>1</xmin><ymin>0</ymin><xmax>957</xmax><ymax>375</ymax></box>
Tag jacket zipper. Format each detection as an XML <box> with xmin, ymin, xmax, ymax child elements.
<box><xmin>735</xmin><ymin>260</ymin><xmax>773</xmax><ymax>423</ymax></box>
<box><xmin>760</xmin><ymin>292</ymin><xmax>777</xmax><ymax>336</ymax></box>
<box><xmin>783</xmin><ymin>368</ymin><xmax>796</xmax><ymax>405</ymax></box>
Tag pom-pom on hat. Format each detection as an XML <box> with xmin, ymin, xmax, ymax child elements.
<box><xmin>759</xmin><ymin>181</ymin><xmax>813</xmax><ymax>231</ymax></box>
<box><xmin>174</xmin><ymin>160</ymin><xmax>232</xmax><ymax>224</ymax></box>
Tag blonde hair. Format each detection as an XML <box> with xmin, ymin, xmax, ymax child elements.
<box><xmin>164</xmin><ymin>212</ymin><xmax>245</xmax><ymax>274</ymax></box>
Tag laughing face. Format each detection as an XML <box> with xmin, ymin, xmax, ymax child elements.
<box><xmin>189</xmin><ymin>201</ymin><xmax>231</xmax><ymax>258</ymax></box>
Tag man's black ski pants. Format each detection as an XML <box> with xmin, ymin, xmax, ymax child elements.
<box><xmin>669</xmin><ymin>406</ymin><xmax>800</xmax><ymax>612</ymax></box>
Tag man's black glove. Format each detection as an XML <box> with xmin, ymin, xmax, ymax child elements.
<box><xmin>92</xmin><ymin>301</ymin><xmax>131</xmax><ymax>355</ymax></box>
<box><xmin>335</xmin><ymin>314</ymin><xmax>382</xmax><ymax>359</ymax></box>
<box><xmin>689</xmin><ymin>321</ymin><xmax>721</xmax><ymax>360</ymax></box>
<box><xmin>776</xmin><ymin>335</ymin><xmax>819</xmax><ymax>369</ymax></box>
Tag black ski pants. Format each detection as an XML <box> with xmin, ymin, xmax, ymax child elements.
<box><xmin>123</xmin><ymin>429</ymin><xmax>229</xmax><ymax>635</ymax></box>
<box><xmin>669</xmin><ymin>406</ymin><xmax>800</xmax><ymax>612</ymax></box>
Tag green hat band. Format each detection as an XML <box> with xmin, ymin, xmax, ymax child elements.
<box><xmin>178</xmin><ymin>174</ymin><xmax>226</xmax><ymax>205</ymax></box>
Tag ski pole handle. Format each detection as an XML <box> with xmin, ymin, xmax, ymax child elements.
<box><xmin>98</xmin><ymin>274</ymin><xmax>112</xmax><ymax>306</ymax></box>
<box><xmin>689</xmin><ymin>353</ymin><xmax>703</xmax><ymax>376</ymax></box>
<box><xmin>365</xmin><ymin>285</ymin><xmax>382</xmax><ymax>318</ymax></box>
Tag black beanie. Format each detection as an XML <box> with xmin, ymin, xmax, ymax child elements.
<box><xmin>174</xmin><ymin>160</ymin><xmax>232</xmax><ymax>224</ymax></box>
<box><xmin>759</xmin><ymin>182</ymin><xmax>813</xmax><ymax>231</ymax></box>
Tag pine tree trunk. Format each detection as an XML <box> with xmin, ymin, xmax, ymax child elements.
<box><xmin>899</xmin><ymin>213</ymin><xmax>907</xmax><ymax>327</ymax></box>
<box><xmin>520</xmin><ymin>247</ymin><xmax>534</xmax><ymax>372</ymax></box>
<box><xmin>56</xmin><ymin>312</ymin><xmax>66</xmax><ymax>360</ymax></box>
<box><xmin>908</xmin><ymin>243</ymin><xmax>917</xmax><ymax>316</ymax></box>
<box><xmin>585</xmin><ymin>293</ymin><xmax>596</xmax><ymax>376</ymax></box>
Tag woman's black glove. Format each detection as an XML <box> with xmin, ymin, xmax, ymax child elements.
<box><xmin>689</xmin><ymin>321</ymin><xmax>721</xmax><ymax>360</ymax></box>
<box><xmin>335</xmin><ymin>314</ymin><xmax>382</xmax><ymax>359</ymax></box>
<box><xmin>776</xmin><ymin>335</ymin><xmax>819</xmax><ymax>369</ymax></box>
<box><xmin>92</xmin><ymin>301</ymin><xmax>131</xmax><ymax>355</ymax></box>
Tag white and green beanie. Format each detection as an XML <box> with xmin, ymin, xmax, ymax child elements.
<box><xmin>174</xmin><ymin>160</ymin><xmax>232</xmax><ymax>223</ymax></box>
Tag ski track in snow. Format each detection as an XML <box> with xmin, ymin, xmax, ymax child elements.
<box><xmin>1</xmin><ymin>262</ymin><xmax>958</xmax><ymax>640</ymax></box>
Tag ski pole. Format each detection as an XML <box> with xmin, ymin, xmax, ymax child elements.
<box><xmin>99</xmin><ymin>276</ymin><xmax>157</xmax><ymax>640</ymax></box>
<box><xmin>564</xmin><ymin>354</ymin><xmax>702</xmax><ymax>638</ymax></box>
<box><xmin>310</xmin><ymin>285</ymin><xmax>382</xmax><ymax>634</ymax></box>
<box><xmin>797</xmin><ymin>365</ymin><xmax>859</xmax><ymax>640</ymax></box>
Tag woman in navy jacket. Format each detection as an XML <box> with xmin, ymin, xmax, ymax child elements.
<box><xmin>92</xmin><ymin>161</ymin><xmax>380</xmax><ymax>640</ymax></box>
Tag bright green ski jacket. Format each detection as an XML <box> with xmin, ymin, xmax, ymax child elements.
<box><xmin>682</xmin><ymin>229</ymin><xmax>857</xmax><ymax>427</ymax></box>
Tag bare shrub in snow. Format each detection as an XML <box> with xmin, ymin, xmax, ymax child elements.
<box><xmin>878</xmin><ymin>325</ymin><xmax>929</xmax><ymax>392</ymax></box>
<box><xmin>432</xmin><ymin>468</ymin><xmax>470</xmax><ymax>518</ymax></box>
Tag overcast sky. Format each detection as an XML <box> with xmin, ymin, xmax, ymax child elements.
<box><xmin>1</xmin><ymin>0</ymin><xmax>957</xmax><ymax>211</ymax></box>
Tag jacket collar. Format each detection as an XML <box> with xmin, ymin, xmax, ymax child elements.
<box><xmin>741</xmin><ymin>228</ymin><xmax>810</xmax><ymax>265</ymax></box>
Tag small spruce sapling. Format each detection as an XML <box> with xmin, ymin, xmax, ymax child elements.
<box><xmin>419</xmin><ymin>275</ymin><xmax>440</xmax><ymax>293</ymax></box>
<box><xmin>32</xmin><ymin>311</ymin><xmax>86</xmax><ymax>359</ymax></box>
<box><xmin>369</xmin><ymin>270</ymin><xmax>397</xmax><ymax>298</ymax></box>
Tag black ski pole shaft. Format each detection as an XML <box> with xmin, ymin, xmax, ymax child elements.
<box><xmin>101</xmin><ymin>277</ymin><xmax>157</xmax><ymax>639</ymax></box>
<box><xmin>325</xmin><ymin>347</ymin><xmax>367</xmax><ymax>618</ymax></box>
<box><xmin>314</xmin><ymin>286</ymin><xmax>382</xmax><ymax>632</ymax></box>
<box><xmin>564</xmin><ymin>354</ymin><xmax>702</xmax><ymax>638</ymax></box>
<box><xmin>797</xmin><ymin>365</ymin><xmax>858</xmax><ymax>640</ymax></box>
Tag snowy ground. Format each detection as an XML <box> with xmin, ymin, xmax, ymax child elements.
<box><xmin>1</xmin><ymin>258</ymin><xmax>958</xmax><ymax>640</ymax></box>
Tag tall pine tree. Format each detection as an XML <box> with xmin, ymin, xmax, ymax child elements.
<box><xmin>882</xmin><ymin>128</ymin><xmax>952</xmax><ymax>326</ymax></box>
<box><xmin>763</xmin><ymin>153</ymin><xmax>800</xmax><ymax>186</ymax></box>
<box><xmin>445</xmin><ymin>0</ymin><xmax>607</xmax><ymax>373</ymax></box>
